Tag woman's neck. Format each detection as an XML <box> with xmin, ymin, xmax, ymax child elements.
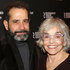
<box><xmin>46</xmin><ymin>51</ymin><xmax>69</xmax><ymax>70</ymax></box>
<box><xmin>47</xmin><ymin>51</ymin><xmax>69</xmax><ymax>63</ymax></box>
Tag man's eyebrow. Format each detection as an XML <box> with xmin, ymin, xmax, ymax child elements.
<box><xmin>12</xmin><ymin>19</ymin><xmax>19</xmax><ymax>21</ymax></box>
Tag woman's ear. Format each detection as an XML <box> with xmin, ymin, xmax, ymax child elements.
<box><xmin>3</xmin><ymin>20</ymin><xmax>8</xmax><ymax>30</ymax></box>
<box><xmin>63</xmin><ymin>41</ymin><xmax>67</xmax><ymax>47</ymax></box>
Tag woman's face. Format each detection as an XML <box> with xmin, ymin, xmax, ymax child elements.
<box><xmin>43</xmin><ymin>26</ymin><xmax>65</xmax><ymax>55</ymax></box>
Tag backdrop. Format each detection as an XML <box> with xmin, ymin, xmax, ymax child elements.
<box><xmin>0</xmin><ymin>0</ymin><xmax>70</xmax><ymax>39</ymax></box>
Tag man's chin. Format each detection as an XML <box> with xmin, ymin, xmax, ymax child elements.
<box><xmin>8</xmin><ymin>30</ymin><xmax>29</xmax><ymax>41</ymax></box>
<box><xmin>14</xmin><ymin>34</ymin><xmax>28</xmax><ymax>41</ymax></box>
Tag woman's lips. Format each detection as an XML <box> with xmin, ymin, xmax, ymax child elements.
<box><xmin>48</xmin><ymin>45</ymin><xmax>57</xmax><ymax>49</ymax></box>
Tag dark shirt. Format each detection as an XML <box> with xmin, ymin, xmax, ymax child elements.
<box><xmin>16</xmin><ymin>42</ymin><xmax>29</xmax><ymax>70</ymax></box>
<box><xmin>38</xmin><ymin>54</ymin><xmax>70</xmax><ymax>70</ymax></box>
<box><xmin>0</xmin><ymin>33</ymin><xmax>36</xmax><ymax>70</ymax></box>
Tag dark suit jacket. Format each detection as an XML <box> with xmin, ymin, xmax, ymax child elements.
<box><xmin>0</xmin><ymin>33</ymin><xmax>37</xmax><ymax>70</ymax></box>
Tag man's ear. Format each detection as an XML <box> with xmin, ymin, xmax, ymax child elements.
<box><xmin>3</xmin><ymin>20</ymin><xmax>8</xmax><ymax>30</ymax></box>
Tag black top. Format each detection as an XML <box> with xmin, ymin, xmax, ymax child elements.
<box><xmin>0</xmin><ymin>33</ymin><xmax>36</xmax><ymax>70</ymax></box>
<box><xmin>37</xmin><ymin>54</ymin><xmax>70</xmax><ymax>70</ymax></box>
<box><xmin>16</xmin><ymin>42</ymin><xmax>29</xmax><ymax>70</ymax></box>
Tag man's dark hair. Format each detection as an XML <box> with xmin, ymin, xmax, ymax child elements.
<box><xmin>2</xmin><ymin>0</ymin><xmax>30</xmax><ymax>21</ymax></box>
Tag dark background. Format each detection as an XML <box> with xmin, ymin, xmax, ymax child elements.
<box><xmin>0</xmin><ymin>0</ymin><xmax>70</xmax><ymax>38</ymax></box>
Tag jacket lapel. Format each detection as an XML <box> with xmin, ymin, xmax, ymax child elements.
<box><xmin>8</xmin><ymin>35</ymin><xmax>24</xmax><ymax>70</ymax></box>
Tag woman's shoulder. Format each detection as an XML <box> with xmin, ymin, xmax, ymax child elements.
<box><xmin>66</xmin><ymin>54</ymin><xmax>70</xmax><ymax>62</ymax></box>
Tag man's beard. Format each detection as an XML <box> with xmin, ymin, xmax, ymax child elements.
<box><xmin>8</xmin><ymin>29</ymin><xmax>29</xmax><ymax>42</ymax></box>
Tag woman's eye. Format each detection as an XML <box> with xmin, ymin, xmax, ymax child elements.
<box><xmin>44</xmin><ymin>35</ymin><xmax>49</xmax><ymax>38</ymax></box>
<box><xmin>56</xmin><ymin>35</ymin><xmax>61</xmax><ymax>38</ymax></box>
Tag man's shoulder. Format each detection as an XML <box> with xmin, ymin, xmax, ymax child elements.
<box><xmin>0</xmin><ymin>56</ymin><xmax>18</xmax><ymax>70</ymax></box>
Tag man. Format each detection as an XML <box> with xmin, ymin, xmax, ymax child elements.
<box><xmin>0</xmin><ymin>1</ymin><xmax>36</xmax><ymax>70</ymax></box>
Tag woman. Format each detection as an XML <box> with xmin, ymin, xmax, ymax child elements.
<box><xmin>37</xmin><ymin>17</ymin><xmax>70</xmax><ymax>70</ymax></box>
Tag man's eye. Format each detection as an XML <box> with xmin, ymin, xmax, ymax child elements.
<box><xmin>13</xmin><ymin>20</ymin><xmax>18</xmax><ymax>23</ymax></box>
<box><xmin>23</xmin><ymin>19</ymin><xmax>29</xmax><ymax>23</ymax></box>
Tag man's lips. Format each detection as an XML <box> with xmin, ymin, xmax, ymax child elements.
<box><xmin>16</xmin><ymin>32</ymin><xmax>26</xmax><ymax>35</ymax></box>
<box><xmin>15</xmin><ymin>30</ymin><xmax>28</xmax><ymax>35</ymax></box>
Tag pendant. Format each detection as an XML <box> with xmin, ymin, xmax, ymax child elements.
<box><xmin>49</xmin><ymin>66</ymin><xmax>52</xmax><ymax>69</ymax></box>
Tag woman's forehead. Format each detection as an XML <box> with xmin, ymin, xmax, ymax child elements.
<box><xmin>44</xmin><ymin>26</ymin><xmax>63</xmax><ymax>33</ymax></box>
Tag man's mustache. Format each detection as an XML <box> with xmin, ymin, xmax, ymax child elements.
<box><xmin>15</xmin><ymin>30</ymin><xmax>29</xmax><ymax>34</ymax></box>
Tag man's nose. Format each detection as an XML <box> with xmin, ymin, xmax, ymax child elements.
<box><xmin>20</xmin><ymin>22</ymin><xmax>25</xmax><ymax>29</ymax></box>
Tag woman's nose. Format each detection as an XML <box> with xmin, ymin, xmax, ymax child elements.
<box><xmin>49</xmin><ymin>37</ymin><xmax>55</xmax><ymax>44</ymax></box>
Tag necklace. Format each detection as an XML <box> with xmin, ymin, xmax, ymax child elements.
<box><xmin>47</xmin><ymin>62</ymin><xmax>55</xmax><ymax>70</ymax></box>
<box><xmin>47</xmin><ymin>58</ymin><xmax>62</xmax><ymax>70</ymax></box>
<box><xmin>48</xmin><ymin>65</ymin><xmax>53</xmax><ymax>69</ymax></box>
<box><xmin>47</xmin><ymin>53</ymin><xmax>69</xmax><ymax>70</ymax></box>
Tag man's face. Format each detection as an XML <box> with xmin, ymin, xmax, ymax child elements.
<box><xmin>3</xmin><ymin>8</ymin><xmax>30</xmax><ymax>41</ymax></box>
